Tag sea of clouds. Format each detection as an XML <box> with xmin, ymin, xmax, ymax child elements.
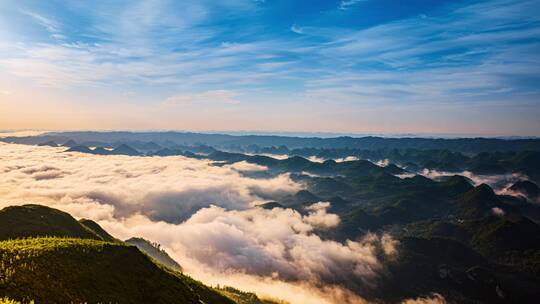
<box><xmin>418</xmin><ymin>169</ymin><xmax>529</xmax><ymax>192</ymax></box>
<box><xmin>0</xmin><ymin>142</ymin><xmax>405</xmax><ymax>304</ymax></box>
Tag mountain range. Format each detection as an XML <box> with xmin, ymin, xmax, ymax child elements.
<box><xmin>2</xmin><ymin>131</ymin><xmax>540</xmax><ymax>153</ymax></box>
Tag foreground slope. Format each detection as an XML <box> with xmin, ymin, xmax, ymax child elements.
<box><xmin>0</xmin><ymin>205</ymin><xmax>236</xmax><ymax>304</ymax></box>
<box><xmin>0</xmin><ymin>238</ymin><xmax>233</xmax><ymax>304</ymax></box>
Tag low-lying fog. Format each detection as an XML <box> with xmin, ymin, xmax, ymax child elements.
<box><xmin>0</xmin><ymin>143</ymin><xmax>401</xmax><ymax>304</ymax></box>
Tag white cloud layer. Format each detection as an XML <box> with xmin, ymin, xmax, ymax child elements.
<box><xmin>304</xmin><ymin>202</ymin><xmax>341</xmax><ymax>229</ymax></box>
<box><xmin>0</xmin><ymin>142</ymin><xmax>300</xmax><ymax>222</ymax></box>
<box><xmin>419</xmin><ymin>169</ymin><xmax>528</xmax><ymax>190</ymax></box>
<box><xmin>100</xmin><ymin>205</ymin><xmax>395</xmax><ymax>303</ymax></box>
<box><xmin>335</xmin><ymin>156</ymin><xmax>359</xmax><ymax>162</ymax></box>
<box><xmin>224</xmin><ymin>160</ymin><xmax>268</xmax><ymax>172</ymax></box>
<box><xmin>0</xmin><ymin>143</ymin><xmax>396</xmax><ymax>303</ymax></box>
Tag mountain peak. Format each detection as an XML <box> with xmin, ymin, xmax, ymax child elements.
<box><xmin>66</xmin><ymin>145</ymin><xmax>93</xmax><ymax>154</ymax></box>
<box><xmin>509</xmin><ymin>180</ymin><xmax>539</xmax><ymax>199</ymax></box>
<box><xmin>0</xmin><ymin>204</ymin><xmax>102</xmax><ymax>241</ymax></box>
<box><xmin>111</xmin><ymin>144</ymin><xmax>140</xmax><ymax>156</ymax></box>
<box><xmin>63</xmin><ymin>139</ymin><xmax>78</xmax><ymax>147</ymax></box>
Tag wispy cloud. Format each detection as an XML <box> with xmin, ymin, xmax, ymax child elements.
<box><xmin>338</xmin><ymin>0</ymin><xmax>366</xmax><ymax>10</ymax></box>
<box><xmin>20</xmin><ymin>10</ymin><xmax>64</xmax><ymax>40</ymax></box>
<box><xmin>4</xmin><ymin>0</ymin><xmax>540</xmax><ymax>97</ymax></box>
<box><xmin>290</xmin><ymin>24</ymin><xmax>304</xmax><ymax>34</ymax></box>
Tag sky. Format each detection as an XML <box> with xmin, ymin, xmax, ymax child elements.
<box><xmin>0</xmin><ymin>0</ymin><xmax>539</xmax><ymax>136</ymax></box>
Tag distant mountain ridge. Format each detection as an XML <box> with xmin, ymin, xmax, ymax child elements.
<box><xmin>2</xmin><ymin>131</ymin><xmax>540</xmax><ymax>152</ymax></box>
<box><xmin>3</xmin><ymin>131</ymin><xmax>540</xmax><ymax>184</ymax></box>
<box><xmin>66</xmin><ymin>144</ymin><xmax>140</xmax><ymax>156</ymax></box>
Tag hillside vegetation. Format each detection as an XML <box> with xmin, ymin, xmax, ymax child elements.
<box><xmin>0</xmin><ymin>237</ymin><xmax>234</xmax><ymax>304</ymax></box>
<box><xmin>126</xmin><ymin>237</ymin><xmax>182</xmax><ymax>271</ymax></box>
<box><xmin>0</xmin><ymin>204</ymin><xmax>273</xmax><ymax>304</ymax></box>
<box><xmin>0</xmin><ymin>205</ymin><xmax>100</xmax><ymax>241</ymax></box>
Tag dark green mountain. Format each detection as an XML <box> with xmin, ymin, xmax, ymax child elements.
<box><xmin>456</xmin><ymin>184</ymin><xmax>511</xmax><ymax>219</ymax></box>
<box><xmin>111</xmin><ymin>144</ymin><xmax>140</xmax><ymax>156</ymax></box>
<box><xmin>79</xmin><ymin>218</ymin><xmax>117</xmax><ymax>242</ymax></box>
<box><xmin>62</xmin><ymin>139</ymin><xmax>78</xmax><ymax>147</ymax></box>
<box><xmin>0</xmin><ymin>205</ymin><xmax>101</xmax><ymax>241</ymax></box>
<box><xmin>126</xmin><ymin>237</ymin><xmax>182</xmax><ymax>272</ymax></box>
<box><xmin>466</xmin><ymin>215</ymin><xmax>540</xmax><ymax>256</ymax></box>
<box><xmin>0</xmin><ymin>238</ymin><xmax>233</xmax><ymax>304</ymax></box>
<box><xmin>440</xmin><ymin>175</ymin><xmax>474</xmax><ymax>197</ymax></box>
<box><xmin>258</xmin><ymin>202</ymin><xmax>285</xmax><ymax>210</ymax></box>
<box><xmin>509</xmin><ymin>180</ymin><xmax>539</xmax><ymax>199</ymax></box>
<box><xmin>65</xmin><ymin>145</ymin><xmax>94</xmax><ymax>154</ymax></box>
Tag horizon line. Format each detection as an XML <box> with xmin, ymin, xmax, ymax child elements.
<box><xmin>1</xmin><ymin>129</ymin><xmax>538</xmax><ymax>140</ymax></box>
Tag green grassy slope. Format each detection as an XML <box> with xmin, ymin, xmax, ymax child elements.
<box><xmin>125</xmin><ymin>237</ymin><xmax>182</xmax><ymax>271</ymax></box>
<box><xmin>0</xmin><ymin>205</ymin><xmax>101</xmax><ymax>241</ymax></box>
<box><xmin>79</xmin><ymin>218</ymin><xmax>117</xmax><ymax>242</ymax></box>
<box><xmin>0</xmin><ymin>237</ymin><xmax>234</xmax><ymax>304</ymax></box>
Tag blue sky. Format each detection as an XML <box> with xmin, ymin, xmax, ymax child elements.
<box><xmin>0</xmin><ymin>0</ymin><xmax>539</xmax><ymax>135</ymax></box>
